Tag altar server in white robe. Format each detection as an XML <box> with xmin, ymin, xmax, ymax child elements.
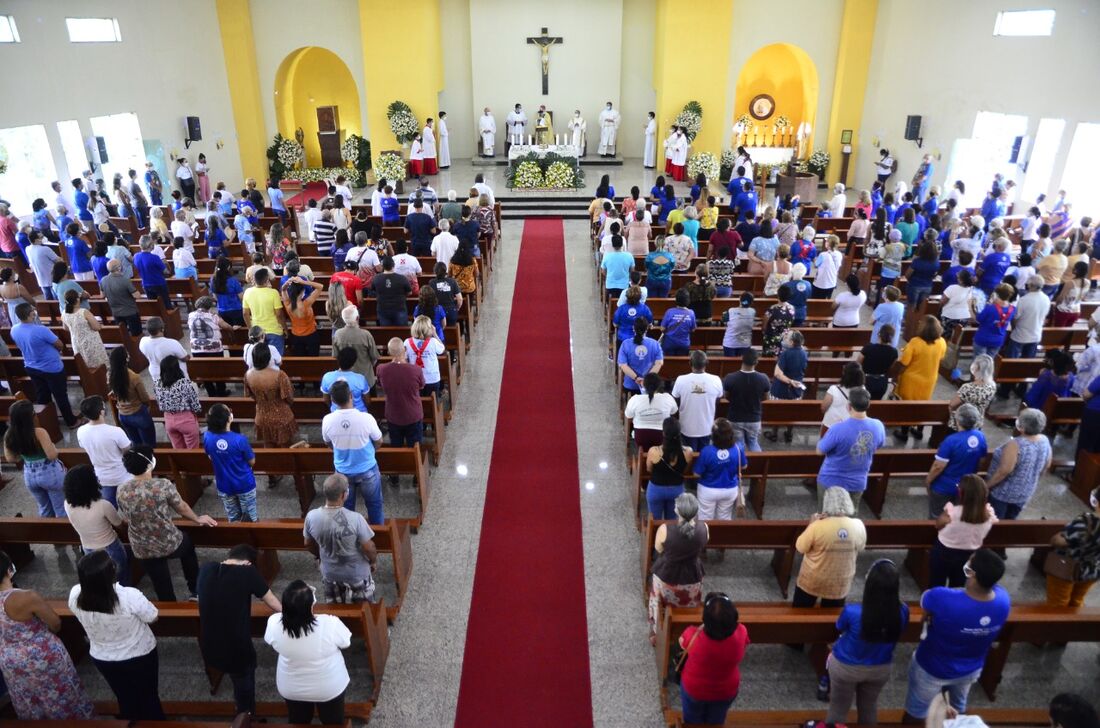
<box><xmin>643</xmin><ymin>112</ymin><xmax>657</xmax><ymax>169</ymax></box>
<box><xmin>437</xmin><ymin>112</ymin><xmax>451</xmax><ymax>169</ymax></box>
<box><xmin>598</xmin><ymin>102</ymin><xmax>621</xmax><ymax>157</ymax></box>
<box><xmin>669</xmin><ymin>127</ymin><xmax>689</xmax><ymax>182</ymax></box>
<box><xmin>506</xmin><ymin>104</ymin><xmax>528</xmax><ymax>151</ymax></box>
<box><xmin>568</xmin><ymin>110</ymin><xmax>587</xmax><ymax>157</ymax></box>
<box><xmin>663</xmin><ymin>125</ymin><xmax>678</xmax><ymax>174</ymax></box>
<box><xmin>408</xmin><ymin>135</ymin><xmax>425</xmax><ymax>177</ymax></box>
<box><xmin>422</xmin><ymin>119</ymin><xmax>438</xmax><ymax>175</ymax></box>
<box><xmin>479</xmin><ymin>108</ymin><xmax>497</xmax><ymax>157</ymax></box>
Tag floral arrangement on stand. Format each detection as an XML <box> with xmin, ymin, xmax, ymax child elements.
<box><xmin>687</xmin><ymin>152</ymin><xmax>720</xmax><ymax>183</ymax></box>
<box><xmin>386</xmin><ymin>101</ymin><xmax>419</xmax><ymax>145</ymax></box>
<box><xmin>806</xmin><ymin>148</ymin><xmax>831</xmax><ymax>178</ymax></box>
<box><xmin>266</xmin><ymin>133</ymin><xmax>305</xmax><ymax>183</ymax></box>
<box><xmin>735</xmin><ymin>113</ymin><xmax>752</xmax><ymax>128</ymax></box>
<box><xmin>340</xmin><ymin>133</ymin><xmax>372</xmax><ymax>180</ymax></box>
<box><xmin>775</xmin><ymin>115</ymin><xmax>792</xmax><ymax>131</ymax></box>
<box><xmin>374</xmin><ymin>151</ymin><xmax>407</xmax><ymax>184</ymax></box>
<box><xmin>719</xmin><ymin>149</ymin><xmax>736</xmax><ymax>180</ymax></box>
<box><xmin>674</xmin><ymin>100</ymin><xmax>703</xmax><ymax>143</ymax></box>
<box><xmin>505</xmin><ymin>152</ymin><xmax>585</xmax><ymax>189</ymax></box>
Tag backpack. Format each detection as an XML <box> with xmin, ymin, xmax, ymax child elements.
<box><xmin>406</xmin><ymin>337</ymin><xmax>430</xmax><ymax>368</ymax></box>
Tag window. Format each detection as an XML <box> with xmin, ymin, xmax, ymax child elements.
<box><xmin>57</xmin><ymin>120</ymin><xmax>90</xmax><ymax>181</ymax></box>
<box><xmin>89</xmin><ymin>112</ymin><xmax>146</xmax><ymax>190</ymax></box>
<box><xmin>1020</xmin><ymin>118</ymin><xmax>1065</xmax><ymax>203</ymax></box>
<box><xmin>1060</xmin><ymin>123</ymin><xmax>1100</xmax><ymax>219</ymax></box>
<box><xmin>0</xmin><ymin>125</ymin><xmax>57</xmax><ymax>215</ymax></box>
<box><xmin>993</xmin><ymin>9</ymin><xmax>1055</xmax><ymax>37</ymax></box>
<box><xmin>66</xmin><ymin>17</ymin><xmax>121</xmax><ymax>43</ymax></box>
<box><xmin>0</xmin><ymin>15</ymin><xmax>19</xmax><ymax>43</ymax></box>
<box><xmin>944</xmin><ymin>111</ymin><xmax>1029</xmax><ymax>201</ymax></box>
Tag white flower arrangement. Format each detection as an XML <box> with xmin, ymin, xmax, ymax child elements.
<box><xmin>807</xmin><ymin>148</ymin><xmax>831</xmax><ymax>177</ymax></box>
<box><xmin>543</xmin><ymin>161</ymin><xmax>575</xmax><ymax>189</ymax></box>
<box><xmin>720</xmin><ymin>149</ymin><xmax>736</xmax><ymax>169</ymax></box>
<box><xmin>386</xmin><ymin>101</ymin><xmax>419</xmax><ymax>145</ymax></box>
<box><xmin>293</xmin><ymin>168</ymin><xmax>363</xmax><ymax>185</ymax></box>
<box><xmin>513</xmin><ymin>161</ymin><xmax>544</xmax><ymax>189</ymax></box>
<box><xmin>687</xmin><ymin>152</ymin><xmax>720</xmax><ymax>182</ymax></box>
<box><xmin>674</xmin><ymin>110</ymin><xmax>702</xmax><ymax>142</ymax></box>
<box><xmin>340</xmin><ymin>134</ymin><xmax>361</xmax><ymax>163</ymax></box>
<box><xmin>735</xmin><ymin>113</ymin><xmax>752</xmax><ymax>128</ymax></box>
<box><xmin>374</xmin><ymin>152</ymin><xmax>407</xmax><ymax>184</ymax></box>
<box><xmin>276</xmin><ymin>138</ymin><xmax>304</xmax><ymax>168</ymax></box>
<box><xmin>775</xmin><ymin>115</ymin><xmax>791</xmax><ymax>130</ymax></box>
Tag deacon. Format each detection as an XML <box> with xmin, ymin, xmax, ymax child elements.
<box><xmin>643</xmin><ymin>112</ymin><xmax>657</xmax><ymax>169</ymax></box>
<box><xmin>669</xmin><ymin>127</ymin><xmax>689</xmax><ymax>181</ymax></box>
<box><xmin>598</xmin><ymin>101</ymin><xmax>621</xmax><ymax>157</ymax></box>
<box><xmin>506</xmin><ymin>103</ymin><xmax>528</xmax><ymax>151</ymax></box>
<box><xmin>479</xmin><ymin>108</ymin><xmax>497</xmax><ymax>157</ymax></box>
<box><xmin>438</xmin><ymin>111</ymin><xmax>451</xmax><ymax>169</ymax></box>
<box><xmin>568</xmin><ymin>110</ymin><xmax>587</xmax><ymax>157</ymax></box>
<box><xmin>422</xmin><ymin>119</ymin><xmax>438</xmax><ymax>175</ymax></box>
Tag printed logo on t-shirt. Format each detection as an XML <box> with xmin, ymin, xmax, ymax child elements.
<box><xmin>634</xmin><ymin>345</ymin><xmax>648</xmax><ymax>358</ymax></box>
<box><xmin>967</xmin><ymin>435</ymin><xmax>980</xmax><ymax>449</ymax></box>
<box><xmin>216</xmin><ymin>438</ymin><xmax>229</xmax><ymax>451</ymax></box>
<box><xmin>979</xmin><ymin>616</ymin><xmax>991</xmax><ymax>627</ymax></box>
<box><xmin>627</xmin><ymin>307</ymin><xmax>638</xmax><ymax>316</ymax></box>
<box><xmin>340</xmin><ymin>420</ymin><xmax>351</xmax><ymax>430</ymax></box>
<box><xmin>837</xmin><ymin>528</ymin><xmax>850</xmax><ymax>540</ymax></box>
<box><xmin>716</xmin><ymin>449</ymin><xmax>729</xmax><ymax>461</ymax></box>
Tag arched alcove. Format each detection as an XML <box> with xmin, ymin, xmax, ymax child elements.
<box><xmin>733</xmin><ymin>43</ymin><xmax>820</xmax><ymax>152</ymax></box>
<box><xmin>274</xmin><ymin>47</ymin><xmax>362</xmax><ymax>167</ymax></box>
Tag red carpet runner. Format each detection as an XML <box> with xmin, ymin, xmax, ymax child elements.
<box><xmin>454</xmin><ymin>219</ymin><xmax>593</xmax><ymax>727</ymax></box>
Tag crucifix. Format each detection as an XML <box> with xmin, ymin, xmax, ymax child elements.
<box><xmin>526</xmin><ymin>27</ymin><xmax>563</xmax><ymax>96</ymax></box>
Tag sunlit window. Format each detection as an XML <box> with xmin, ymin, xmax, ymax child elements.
<box><xmin>1020</xmin><ymin>118</ymin><xmax>1065</xmax><ymax>204</ymax></box>
<box><xmin>1060</xmin><ymin>123</ymin><xmax>1100</xmax><ymax>219</ymax></box>
<box><xmin>66</xmin><ymin>17</ymin><xmax>121</xmax><ymax>43</ymax></box>
<box><xmin>0</xmin><ymin>125</ymin><xmax>58</xmax><ymax>215</ymax></box>
<box><xmin>0</xmin><ymin>15</ymin><xmax>19</xmax><ymax>43</ymax></box>
<box><xmin>993</xmin><ymin>9</ymin><xmax>1055</xmax><ymax>37</ymax></box>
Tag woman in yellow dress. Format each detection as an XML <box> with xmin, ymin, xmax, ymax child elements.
<box><xmin>894</xmin><ymin>315</ymin><xmax>946</xmax><ymax>441</ymax></box>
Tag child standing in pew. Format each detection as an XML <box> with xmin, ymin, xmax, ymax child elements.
<box><xmin>172</xmin><ymin>236</ymin><xmax>198</xmax><ymax>280</ymax></box>
<box><xmin>202</xmin><ymin>403</ymin><xmax>258</xmax><ymax>522</ymax></box>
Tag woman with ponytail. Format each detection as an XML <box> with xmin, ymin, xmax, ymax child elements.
<box><xmin>617</xmin><ymin>315</ymin><xmax>663</xmax><ymax>398</ymax></box>
<box><xmin>625</xmin><ymin>371</ymin><xmax>678</xmax><ymax>451</ymax></box>
<box><xmin>60</xmin><ymin>287</ymin><xmax>107</xmax><ymax>370</ymax></box>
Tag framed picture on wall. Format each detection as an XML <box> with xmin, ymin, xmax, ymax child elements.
<box><xmin>749</xmin><ymin>94</ymin><xmax>775</xmax><ymax>121</ymax></box>
<box><xmin>840</xmin><ymin>129</ymin><xmax>853</xmax><ymax>144</ymax></box>
<box><xmin>317</xmin><ymin>106</ymin><xmax>339</xmax><ymax>134</ymax></box>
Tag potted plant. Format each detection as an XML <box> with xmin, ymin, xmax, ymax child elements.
<box><xmin>719</xmin><ymin>149</ymin><xmax>735</xmax><ymax>183</ymax></box>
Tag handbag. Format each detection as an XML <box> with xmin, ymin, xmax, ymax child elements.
<box><xmin>1044</xmin><ymin>549</ymin><xmax>1078</xmax><ymax>581</ymax></box>
<box><xmin>668</xmin><ymin>628</ymin><xmax>701</xmax><ymax>685</ymax></box>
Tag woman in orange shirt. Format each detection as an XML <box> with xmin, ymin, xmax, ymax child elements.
<box><xmin>894</xmin><ymin>315</ymin><xmax>947</xmax><ymax>440</ymax></box>
<box><xmin>280</xmin><ymin>276</ymin><xmax>323</xmax><ymax>357</ymax></box>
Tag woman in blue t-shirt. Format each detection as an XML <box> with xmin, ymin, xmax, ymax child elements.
<box><xmin>211</xmin><ymin>256</ymin><xmax>245</xmax><ymax>326</ymax></box>
<box><xmin>765</xmin><ymin>330</ymin><xmax>807</xmax><ymax>443</ymax></box>
<box><xmin>658</xmin><ymin>185</ymin><xmax>677</xmax><ymax>224</ymax></box>
<box><xmin>613</xmin><ymin>287</ymin><xmax>654</xmax><ymax>343</ymax></box>
<box><xmin>905</xmin><ymin>241</ymin><xmax>940</xmax><ymax>311</ymax></box>
<box><xmin>659</xmin><ymin>289</ymin><xmax>696</xmax><ymax>356</ymax></box>
<box><xmin>90</xmin><ymin>240</ymin><xmax>111</xmax><ymax>282</ymax></box>
<box><xmin>413</xmin><ymin>286</ymin><xmax>447</xmax><ymax>341</ymax></box>
<box><xmin>825</xmin><ymin>559</ymin><xmax>909</xmax><ymax>723</ymax></box>
<box><xmin>692</xmin><ymin>418</ymin><xmax>748</xmax><ymax>520</ymax></box>
<box><xmin>972</xmin><ymin>283</ymin><xmax>1016</xmax><ymax>358</ymax></box>
<box><xmin>617</xmin><ymin>317</ymin><xmax>663</xmax><ymax>395</ymax></box>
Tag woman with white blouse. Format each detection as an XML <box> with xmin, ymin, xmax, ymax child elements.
<box><xmin>940</xmin><ymin>268</ymin><xmax>978</xmax><ymax>337</ymax></box>
<box><xmin>812</xmin><ymin>235</ymin><xmax>843</xmax><ymax>299</ymax></box>
<box><xmin>265</xmin><ymin>580</ymin><xmax>353</xmax><ymax>725</ymax></box>
<box><xmin>831</xmin><ymin>275</ymin><xmax>866</xmax><ymax>328</ymax></box>
<box><xmin>68</xmin><ymin>550</ymin><xmax>163</xmax><ymax>720</ymax></box>
<box><xmin>625</xmin><ymin>372</ymin><xmax>679</xmax><ymax>451</ymax></box>
<box><xmin>820</xmin><ymin>362</ymin><xmax>865</xmax><ymax>434</ymax></box>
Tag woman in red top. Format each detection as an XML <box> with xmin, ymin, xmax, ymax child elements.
<box><xmin>678</xmin><ymin>592</ymin><xmax>750</xmax><ymax>725</ymax></box>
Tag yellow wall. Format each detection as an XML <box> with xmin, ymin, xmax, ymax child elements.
<box><xmin>274</xmin><ymin>47</ymin><xmax>362</xmax><ymax>167</ymax></box>
<box><xmin>733</xmin><ymin>43</ymin><xmax>819</xmax><ymax>148</ymax></box>
<box><xmin>825</xmin><ymin>0</ymin><xmax>878</xmax><ymax>186</ymax></box>
<box><xmin>358</xmin><ymin>0</ymin><xmax>442</xmax><ymax>157</ymax></box>
<box><xmin>215</xmin><ymin>0</ymin><xmax>268</xmax><ymax>182</ymax></box>
<box><xmin>652</xmin><ymin>0</ymin><xmax>735</xmax><ymax>160</ymax></box>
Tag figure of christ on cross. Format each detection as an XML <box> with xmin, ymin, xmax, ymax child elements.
<box><xmin>527</xmin><ymin>27</ymin><xmax>563</xmax><ymax>95</ymax></box>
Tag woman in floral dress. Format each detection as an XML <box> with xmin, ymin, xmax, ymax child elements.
<box><xmin>60</xmin><ymin>288</ymin><xmax>108</xmax><ymax>370</ymax></box>
<box><xmin>949</xmin><ymin>354</ymin><xmax>997</xmax><ymax>430</ymax></box>
<box><xmin>244</xmin><ymin>342</ymin><xmax>299</xmax><ymax>448</ymax></box>
<box><xmin>0</xmin><ymin>550</ymin><xmax>95</xmax><ymax>719</ymax></box>
<box><xmin>761</xmin><ymin>286</ymin><xmax>796</xmax><ymax>357</ymax></box>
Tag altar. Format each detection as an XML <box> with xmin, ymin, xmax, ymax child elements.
<box><xmin>507</xmin><ymin>144</ymin><xmax>579</xmax><ymax>165</ymax></box>
<box><xmin>742</xmin><ymin>146</ymin><xmax>797</xmax><ymax>167</ymax></box>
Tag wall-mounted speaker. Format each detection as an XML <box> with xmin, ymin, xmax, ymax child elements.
<box><xmin>95</xmin><ymin>136</ymin><xmax>108</xmax><ymax>164</ymax></box>
<box><xmin>904</xmin><ymin>115</ymin><xmax>922</xmax><ymax>141</ymax></box>
<box><xmin>185</xmin><ymin>116</ymin><xmax>201</xmax><ymax>147</ymax></box>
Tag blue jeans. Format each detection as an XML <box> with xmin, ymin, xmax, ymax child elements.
<box><xmin>681</xmin><ymin>684</ymin><xmax>735</xmax><ymax>725</ymax></box>
<box><xmin>684</xmin><ymin>435</ymin><xmax>710</xmax><ymax>451</ymax></box>
<box><xmin>646</xmin><ymin>482</ymin><xmax>683</xmax><ymax>519</ymax></box>
<box><xmin>723</xmin><ymin>346</ymin><xmax>751</xmax><ymax>357</ymax></box>
<box><xmin>971</xmin><ymin>343</ymin><xmax>1001</xmax><ymax>359</ymax></box>
<box><xmin>144</xmin><ymin>283</ymin><xmax>174</xmax><ymax>311</ymax></box>
<box><xmin>648</xmin><ymin>278</ymin><xmax>671</xmax><ymax>298</ymax></box>
<box><xmin>1002</xmin><ymin>340</ymin><xmax>1038</xmax><ymax>359</ymax></box>
<box><xmin>729</xmin><ymin>420</ymin><xmax>762</xmax><ymax>452</ymax></box>
<box><xmin>421</xmin><ymin>381</ymin><xmax>442</xmax><ymax>398</ymax></box>
<box><xmin>715</xmin><ymin>285</ymin><xmax>733</xmax><ymax>298</ymax></box>
<box><xmin>378</xmin><ymin>309</ymin><xmax>409</xmax><ymax>327</ymax></box>
<box><xmin>41</xmin><ymin>285</ymin><xmax>56</xmax><ymax>301</ymax></box>
<box><xmin>662</xmin><ymin>342</ymin><xmax>690</xmax><ymax>356</ymax></box>
<box><xmin>908</xmin><ymin>285</ymin><xmax>932</xmax><ymax>311</ymax></box>
<box><xmin>389</xmin><ymin>421</ymin><xmax>423</xmax><ymax>446</ymax></box>
<box><xmin>219</xmin><ymin>488</ymin><xmax>258</xmax><ymax>522</ymax></box>
<box><xmin>119</xmin><ymin>405</ymin><xmax>157</xmax><ymax>447</ymax></box>
<box><xmin>905</xmin><ymin>655</ymin><xmax>981</xmax><ymax>719</ymax></box>
<box><xmin>24</xmin><ymin>460</ymin><xmax>67</xmax><ymax>517</ymax></box>
<box><xmin>264</xmin><ymin>333</ymin><xmax>285</xmax><ymax>356</ymax></box>
<box><xmin>343</xmin><ymin>466</ymin><xmax>384</xmax><ymax>525</ymax></box>
<box><xmin>990</xmin><ymin>497</ymin><xmax>1024</xmax><ymax>520</ymax></box>
<box><xmin>86</xmin><ymin>538</ymin><xmax>130</xmax><ymax>587</ymax></box>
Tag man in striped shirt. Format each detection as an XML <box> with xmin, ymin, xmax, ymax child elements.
<box><xmin>312</xmin><ymin>209</ymin><xmax>338</xmax><ymax>255</ymax></box>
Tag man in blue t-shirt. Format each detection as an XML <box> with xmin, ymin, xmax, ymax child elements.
<box><xmin>321</xmin><ymin>380</ymin><xmax>385</xmax><ymax>524</ymax></box>
<box><xmin>380</xmin><ymin>188</ymin><xmax>400</xmax><ymax>224</ymax></box>
<box><xmin>925</xmin><ymin>404</ymin><xmax>987</xmax><ymax>517</ymax></box>
<box><xmin>780</xmin><ymin>271</ymin><xmax>813</xmax><ymax>325</ymax></box>
<box><xmin>64</xmin><ymin>222</ymin><xmax>94</xmax><ymax>280</ymax></box>
<box><xmin>403</xmin><ymin>199</ymin><xmax>437</xmax><ymax>256</ymax></box>
<box><xmin>321</xmin><ymin>347</ymin><xmax>370</xmax><ymax>413</ymax></box>
<box><xmin>202</xmin><ymin>404</ymin><xmax>258</xmax><ymax>522</ymax></box>
<box><xmin>133</xmin><ymin>236</ymin><xmax>172</xmax><ymax>311</ymax></box>
<box><xmin>976</xmin><ymin>238</ymin><xmax>1012</xmax><ymax>295</ymax></box>
<box><xmin>600</xmin><ymin>235</ymin><xmax>634</xmax><ymax>300</ymax></box>
<box><xmin>734</xmin><ymin>181</ymin><xmax>757</xmax><ymax>223</ymax></box>
<box><xmin>816</xmin><ymin>387</ymin><xmax>885</xmax><ymax>510</ymax></box>
<box><xmin>905</xmin><ymin>549</ymin><xmax>1011</xmax><ymax>720</ymax></box>
<box><xmin>11</xmin><ymin>302</ymin><xmax>80</xmax><ymax>427</ymax></box>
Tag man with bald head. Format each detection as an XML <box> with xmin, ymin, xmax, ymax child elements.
<box><xmin>101</xmin><ymin>257</ymin><xmax>142</xmax><ymax>334</ymax></box>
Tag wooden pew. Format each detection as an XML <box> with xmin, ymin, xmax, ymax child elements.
<box><xmin>0</xmin><ymin>354</ymin><xmax>108</xmax><ymax>400</ymax></box>
<box><xmin>55</xmin><ymin>446</ymin><xmax>431</xmax><ymax>525</ymax></box>
<box><xmin>640</xmin><ymin>517</ymin><xmax>1062</xmax><ymax>599</ymax></box>
<box><xmin>1</xmin><ymin>516</ymin><xmax>413</xmax><ymax>620</ymax></box>
<box><xmin>36</xmin><ymin>297</ymin><xmax>183</xmax><ymax>338</ymax></box>
<box><xmin>0</xmin><ymin>393</ymin><xmax>63</xmax><ymax>443</ymax></box>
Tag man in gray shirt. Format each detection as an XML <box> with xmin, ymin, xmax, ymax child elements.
<box><xmin>304</xmin><ymin>473</ymin><xmax>377</xmax><ymax>603</ymax></box>
<box><xmin>1005</xmin><ymin>274</ymin><xmax>1050</xmax><ymax>358</ymax></box>
<box><xmin>101</xmin><ymin>259</ymin><xmax>141</xmax><ymax>335</ymax></box>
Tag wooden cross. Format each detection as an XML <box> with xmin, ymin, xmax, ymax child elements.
<box><xmin>527</xmin><ymin>27</ymin><xmax>563</xmax><ymax>96</ymax></box>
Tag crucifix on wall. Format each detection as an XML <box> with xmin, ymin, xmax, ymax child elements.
<box><xmin>527</xmin><ymin>27</ymin><xmax>563</xmax><ymax>95</ymax></box>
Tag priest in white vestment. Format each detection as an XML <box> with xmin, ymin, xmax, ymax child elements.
<box><xmin>643</xmin><ymin>112</ymin><xmax>657</xmax><ymax>168</ymax></box>
<box><xmin>506</xmin><ymin>104</ymin><xmax>528</xmax><ymax>151</ymax></box>
<box><xmin>438</xmin><ymin>112</ymin><xmax>451</xmax><ymax>169</ymax></box>
<box><xmin>568</xmin><ymin>110</ymin><xmax>587</xmax><ymax>157</ymax></box>
<box><xmin>479</xmin><ymin>108</ymin><xmax>496</xmax><ymax>157</ymax></box>
<box><xmin>669</xmin><ymin>128</ymin><xmax>689</xmax><ymax>181</ymax></box>
<box><xmin>422</xmin><ymin>119</ymin><xmax>438</xmax><ymax>175</ymax></box>
<box><xmin>598</xmin><ymin>102</ymin><xmax>621</xmax><ymax>157</ymax></box>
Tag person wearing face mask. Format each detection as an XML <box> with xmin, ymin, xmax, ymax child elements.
<box><xmin>598</xmin><ymin>101</ymin><xmax>621</xmax><ymax>157</ymax></box>
<box><xmin>175</xmin><ymin>157</ymin><xmax>195</xmax><ymax>202</ymax></box>
<box><xmin>669</xmin><ymin>126</ymin><xmax>689</xmax><ymax>181</ymax></box>
<box><xmin>115</xmin><ymin>446</ymin><xmax>218</xmax><ymax>601</ymax></box>
<box><xmin>479</xmin><ymin>107</ymin><xmax>496</xmax><ymax>157</ymax></box>
<box><xmin>568</xmin><ymin>109</ymin><xmax>587</xmax><ymax>156</ymax></box>
<box><xmin>506</xmin><ymin>103</ymin><xmax>527</xmax><ymax>151</ymax></box>
<box><xmin>643</xmin><ymin>111</ymin><xmax>657</xmax><ymax>168</ymax></box>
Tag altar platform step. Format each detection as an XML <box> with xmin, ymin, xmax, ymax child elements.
<box><xmin>470</xmin><ymin>157</ymin><xmax>623</xmax><ymax>167</ymax></box>
<box><xmin>498</xmin><ymin>197</ymin><xmax>591</xmax><ymax>219</ymax></box>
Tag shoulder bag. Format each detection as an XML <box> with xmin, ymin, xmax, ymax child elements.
<box><xmin>668</xmin><ymin>628</ymin><xmax>701</xmax><ymax>685</ymax></box>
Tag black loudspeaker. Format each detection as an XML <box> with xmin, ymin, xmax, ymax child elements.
<box><xmin>185</xmin><ymin>116</ymin><xmax>202</xmax><ymax>141</ymax></box>
<box><xmin>95</xmin><ymin>136</ymin><xmax>108</xmax><ymax>163</ymax></box>
<box><xmin>904</xmin><ymin>115</ymin><xmax>922</xmax><ymax>141</ymax></box>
